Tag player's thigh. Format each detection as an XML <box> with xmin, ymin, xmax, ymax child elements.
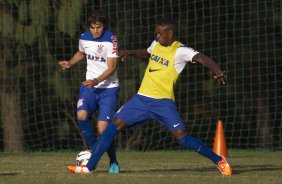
<box><xmin>150</xmin><ymin>98</ymin><xmax>185</xmax><ymax>131</ymax></box>
<box><xmin>97</xmin><ymin>87</ymin><xmax>120</xmax><ymax>122</ymax></box>
<box><xmin>116</xmin><ymin>94</ymin><xmax>150</xmax><ymax>126</ymax></box>
<box><xmin>77</xmin><ymin>85</ymin><xmax>98</xmax><ymax>116</ymax></box>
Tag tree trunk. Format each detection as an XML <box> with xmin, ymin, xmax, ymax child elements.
<box><xmin>1</xmin><ymin>90</ymin><xmax>24</xmax><ymax>152</ymax></box>
<box><xmin>256</xmin><ymin>98</ymin><xmax>272</xmax><ymax>149</ymax></box>
<box><xmin>0</xmin><ymin>34</ymin><xmax>24</xmax><ymax>152</ymax></box>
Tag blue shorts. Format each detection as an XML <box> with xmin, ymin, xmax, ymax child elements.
<box><xmin>77</xmin><ymin>85</ymin><xmax>120</xmax><ymax>122</ymax></box>
<box><xmin>116</xmin><ymin>94</ymin><xmax>185</xmax><ymax>130</ymax></box>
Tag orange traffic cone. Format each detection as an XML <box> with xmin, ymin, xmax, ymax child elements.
<box><xmin>213</xmin><ymin>120</ymin><xmax>228</xmax><ymax>158</ymax></box>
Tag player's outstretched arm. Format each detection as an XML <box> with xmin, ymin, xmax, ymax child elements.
<box><xmin>192</xmin><ymin>53</ymin><xmax>227</xmax><ymax>85</ymax></box>
<box><xmin>58</xmin><ymin>51</ymin><xmax>85</xmax><ymax>70</ymax></box>
<box><xmin>119</xmin><ymin>49</ymin><xmax>150</xmax><ymax>62</ymax></box>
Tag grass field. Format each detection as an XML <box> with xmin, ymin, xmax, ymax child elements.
<box><xmin>0</xmin><ymin>150</ymin><xmax>281</xmax><ymax>184</ymax></box>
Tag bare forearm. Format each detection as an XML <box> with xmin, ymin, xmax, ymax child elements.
<box><xmin>192</xmin><ymin>53</ymin><xmax>226</xmax><ymax>85</ymax></box>
<box><xmin>120</xmin><ymin>49</ymin><xmax>150</xmax><ymax>60</ymax></box>
<box><xmin>58</xmin><ymin>51</ymin><xmax>85</xmax><ymax>70</ymax></box>
<box><xmin>69</xmin><ymin>51</ymin><xmax>85</xmax><ymax>66</ymax></box>
<box><xmin>82</xmin><ymin>58</ymin><xmax>117</xmax><ymax>87</ymax></box>
<box><xmin>193</xmin><ymin>53</ymin><xmax>224</xmax><ymax>76</ymax></box>
<box><xmin>96</xmin><ymin>58</ymin><xmax>117</xmax><ymax>82</ymax></box>
<box><xmin>96</xmin><ymin>66</ymin><xmax>116</xmax><ymax>82</ymax></box>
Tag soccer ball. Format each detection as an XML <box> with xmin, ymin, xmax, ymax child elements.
<box><xmin>76</xmin><ymin>150</ymin><xmax>92</xmax><ymax>166</ymax></box>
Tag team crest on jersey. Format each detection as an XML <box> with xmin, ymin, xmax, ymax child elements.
<box><xmin>97</xmin><ymin>44</ymin><xmax>104</xmax><ymax>54</ymax></box>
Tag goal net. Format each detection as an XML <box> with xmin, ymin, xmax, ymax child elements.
<box><xmin>0</xmin><ymin>0</ymin><xmax>281</xmax><ymax>151</ymax></box>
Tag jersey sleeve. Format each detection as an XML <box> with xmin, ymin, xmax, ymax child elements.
<box><xmin>78</xmin><ymin>39</ymin><xmax>85</xmax><ymax>52</ymax></box>
<box><xmin>174</xmin><ymin>46</ymin><xmax>199</xmax><ymax>73</ymax></box>
<box><xmin>106</xmin><ymin>35</ymin><xmax>119</xmax><ymax>58</ymax></box>
<box><xmin>147</xmin><ymin>40</ymin><xmax>157</xmax><ymax>54</ymax></box>
<box><xmin>178</xmin><ymin>46</ymin><xmax>199</xmax><ymax>62</ymax></box>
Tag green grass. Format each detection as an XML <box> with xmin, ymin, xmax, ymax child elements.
<box><xmin>0</xmin><ymin>150</ymin><xmax>281</xmax><ymax>184</ymax></box>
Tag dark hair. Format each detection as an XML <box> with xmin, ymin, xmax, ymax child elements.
<box><xmin>156</xmin><ymin>17</ymin><xmax>177</xmax><ymax>34</ymax></box>
<box><xmin>87</xmin><ymin>10</ymin><xmax>109</xmax><ymax>27</ymax></box>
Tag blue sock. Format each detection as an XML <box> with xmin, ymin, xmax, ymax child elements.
<box><xmin>86</xmin><ymin>121</ymin><xmax>118</xmax><ymax>171</ymax></box>
<box><xmin>178</xmin><ymin>135</ymin><xmax>222</xmax><ymax>164</ymax></box>
<box><xmin>107</xmin><ymin>141</ymin><xmax>117</xmax><ymax>164</ymax></box>
<box><xmin>77</xmin><ymin>120</ymin><xmax>97</xmax><ymax>148</ymax></box>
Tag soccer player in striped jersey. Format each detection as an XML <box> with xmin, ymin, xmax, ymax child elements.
<box><xmin>58</xmin><ymin>10</ymin><xmax>119</xmax><ymax>174</ymax></box>
<box><xmin>68</xmin><ymin>17</ymin><xmax>232</xmax><ymax>176</ymax></box>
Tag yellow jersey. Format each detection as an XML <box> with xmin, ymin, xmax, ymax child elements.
<box><xmin>138</xmin><ymin>41</ymin><xmax>183</xmax><ymax>100</ymax></box>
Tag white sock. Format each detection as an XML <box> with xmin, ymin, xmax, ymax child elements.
<box><xmin>75</xmin><ymin>166</ymin><xmax>91</xmax><ymax>173</ymax></box>
<box><xmin>82</xmin><ymin>167</ymin><xmax>91</xmax><ymax>173</ymax></box>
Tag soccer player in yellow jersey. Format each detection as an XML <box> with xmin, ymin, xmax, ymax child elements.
<box><xmin>68</xmin><ymin>17</ymin><xmax>232</xmax><ymax>176</ymax></box>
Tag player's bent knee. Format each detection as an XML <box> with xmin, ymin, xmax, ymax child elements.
<box><xmin>112</xmin><ymin>118</ymin><xmax>128</xmax><ymax>131</ymax></box>
<box><xmin>77</xmin><ymin>110</ymin><xmax>89</xmax><ymax>120</ymax></box>
<box><xmin>97</xmin><ymin>121</ymin><xmax>108</xmax><ymax>134</ymax></box>
<box><xmin>170</xmin><ymin>129</ymin><xmax>187</xmax><ymax>140</ymax></box>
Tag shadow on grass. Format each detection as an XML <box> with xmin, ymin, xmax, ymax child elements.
<box><xmin>95</xmin><ymin>167</ymin><xmax>215</xmax><ymax>174</ymax></box>
<box><xmin>231</xmin><ymin>164</ymin><xmax>282</xmax><ymax>175</ymax></box>
<box><xmin>0</xmin><ymin>173</ymin><xmax>20</xmax><ymax>176</ymax></box>
<box><xmin>95</xmin><ymin>164</ymin><xmax>282</xmax><ymax>175</ymax></box>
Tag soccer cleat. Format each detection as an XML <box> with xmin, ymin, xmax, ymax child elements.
<box><xmin>109</xmin><ymin>162</ymin><xmax>120</xmax><ymax>174</ymax></box>
<box><xmin>68</xmin><ymin>165</ymin><xmax>92</xmax><ymax>174</ymax></box>
<box><xmin>216</xmin><ymin>157</ymin><xmax>232</xmax><ymax>176</ymax></box>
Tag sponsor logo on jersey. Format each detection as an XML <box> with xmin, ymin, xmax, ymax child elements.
<box><xmin>87</xmin><ymin>54</ymin><xmax>106</xmax><ymax>62</ymax></box>
<box><xmin>173</xmin><ymin>123</ymin><xmax>180</xmax><ymax>127</ymax></box>
<box><xmin>116</xmin><ymin>105</ymin><xmax>124</xmax><ymax>113</ymax></box>
<box><xmin>87</xmin><ymin>54</ymin><xmax>94</xmax><ymax>60</ymax></box>
<box><xmin>149</xmin><ymin>68</ymin><xmax>161</xmax><ymax>72</ymax></box>
<box><xmin>150</xmin><ymin>54</ymin><xmax>169</xmax><ymax>66</ymax></box>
